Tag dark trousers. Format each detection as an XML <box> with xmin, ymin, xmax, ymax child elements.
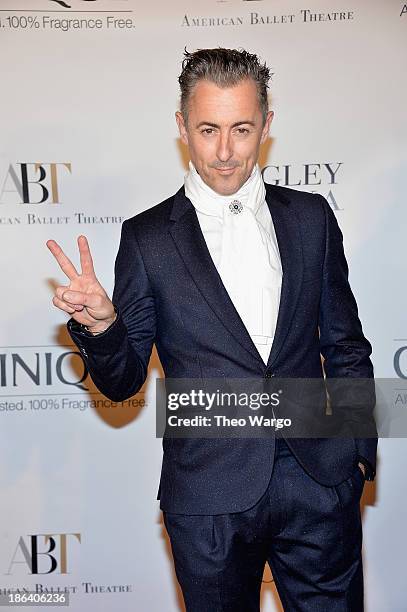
<box><xmin>163</xmin><ymin>438</ymin><xmax>365</xmax><ymax>611</ymax></box>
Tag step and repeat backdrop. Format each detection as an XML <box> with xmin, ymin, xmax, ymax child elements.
<box><xmin>0</xmin><ymin>0</ymin><xmax>406</xmax><ymax>610</ymax></box>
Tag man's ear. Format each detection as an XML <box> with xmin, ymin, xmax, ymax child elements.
<box><xmin>175</xmin><ymin>111</ymin><xmax>189</xmax><ymax>145</ymax></box>
<box><xmin>260</xmin><ymin>110</ymin><xmax>274</xmax><ymax>145</ymax></box>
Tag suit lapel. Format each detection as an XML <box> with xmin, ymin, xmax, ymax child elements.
<box><xmin>265</xmin><ymin>184</ymin><xmax>304</xmax><ymax>368</ymax></box>
<box><xmin>169</xmin><ymin>188</ymin><xmax>262</xmax><ymax>362</ymax></box>
<box><xmin>168</xmin><ymin>185</ymin><xmax>304</xmax><ymax>369</ymax></box>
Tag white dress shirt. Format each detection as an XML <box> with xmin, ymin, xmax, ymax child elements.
<box><xmin>184</xmin><ymin>162</ymin><xmax>282</xmax><ymax>365</ymax></box>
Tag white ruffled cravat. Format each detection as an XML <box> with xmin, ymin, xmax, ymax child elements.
<box><xmin>184</xmin><ymin>161</ymin><xmax>282</xmax><ymax>364</ymax></box>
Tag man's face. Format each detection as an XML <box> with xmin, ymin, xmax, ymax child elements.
<box><xmin>176</xmin><ymin>78</ymin><xmax>273</xmax><ymax>196</ymax></box>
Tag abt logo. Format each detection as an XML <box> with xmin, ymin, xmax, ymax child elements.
<box><xmin>0</xmin><ymin>163</ymin><xmax>71</xmax><ymax>204</ymax></box>
<box><xmin>6</xmin><ymin>533</ymin><xmax>81</xmax><ymax>575</ymax></box>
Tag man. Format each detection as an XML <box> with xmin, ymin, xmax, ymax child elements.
<box><xmin>47</xmin><ymin>48</ymin><xmax>377</xmax><ymax>611</ymax></box>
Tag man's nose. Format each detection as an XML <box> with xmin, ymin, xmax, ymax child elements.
<box><xmin>216</xmin><ymin>132</ymin><xmax>233</xmax><ymax>163</ymax></box>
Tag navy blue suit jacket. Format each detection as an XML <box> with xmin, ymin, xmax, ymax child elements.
<box><xmin>68</xmin><ymin>183</ymin><xmax>377</xmax><ymax>514</ymax></box>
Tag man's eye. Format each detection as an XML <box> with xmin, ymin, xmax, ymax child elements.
<box><xmin>236</xmin><ymin>128</ymin><xmax>249</xmax><ymax>135</ymax></box>
<box><xmin>202</xmin><ymin>128</ymin><xmax>214</xmax><ymax>135</ymax></box>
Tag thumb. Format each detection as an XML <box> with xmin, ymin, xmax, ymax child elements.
<box><xmin>62</xmin><ymin>290</ymin><xmax>102</xmax><ymax>310</ymax></box>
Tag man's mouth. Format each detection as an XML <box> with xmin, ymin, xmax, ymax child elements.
<box><xmin>215</xmin><ymin>167</ymin><xmax>237</xmax><ymax>175</ymax></box>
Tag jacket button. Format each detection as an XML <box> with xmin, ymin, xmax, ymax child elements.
<box><xmin>264</xmin><ymin>372</ymin><xmax>274</xmax><ymax>378</ymax></box>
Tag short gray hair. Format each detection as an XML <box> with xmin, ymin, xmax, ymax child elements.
<box><xmin>178</xmin><ymin>47</ymin><xmax>272</xmax><ymax>124</ymax></box>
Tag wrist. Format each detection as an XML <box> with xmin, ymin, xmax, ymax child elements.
<box><xmin>86</xmin><ymin>310</ymin><xmax>117</xmax><ymax>335</ymax></box>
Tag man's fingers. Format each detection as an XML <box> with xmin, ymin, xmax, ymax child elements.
<box><xmin>54</xmin><ymin>290</ymin><xmax>84</xmax><ymax>311</ymax></box>
<box><xmin>46</xmin><ymin>240</ymin><xmax>79</xmax><ymax>281</ymax></box>
<box><xmin>52</xmin><ymin>296</ymin><xmax>76</xmax><ymax>315</ymax></box>
<box><xmin>55</xmin><ymin>286</ymin><xmax>106</xmax><ymax>312</ymax></box>
<box><xmin>78</xmin><ymin>235</ymin><xmax>96</xmax><ymax>278</ymax></box>
<box><xmin>55</xmin><ymin>286</ymin><xmax>84</xmax><ymax>309</ymax></box>
<box><xmin>55</xmin><ymin>286</ymin><xmax>73</xmax><ymax>303</ymax></box>
<box><xmin>60</xmin><ymin>289</ymin><xmax>102</xmax><ymax>311</ymax></box>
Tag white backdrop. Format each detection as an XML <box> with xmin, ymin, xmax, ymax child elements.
<box><xmin>1</xmin><ymin>0</ymin><xmax>406</xmax><ymax>610</ymax></box>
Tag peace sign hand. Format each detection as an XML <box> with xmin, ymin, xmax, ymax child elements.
<box><xmin>46</xmin><ymin>235</ymin><xmax>116</xmax><ymax>334</ymax></box>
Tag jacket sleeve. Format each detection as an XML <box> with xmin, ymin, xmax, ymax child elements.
<box><xmin>67</xmin><ymin>219</ymin><xmax>157</xmax><ymax>402</ymax></box>
<box><xmin>316</xmin><ymin>194</ymin><xmax>378</xmax><ymax>479</ymax></box>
